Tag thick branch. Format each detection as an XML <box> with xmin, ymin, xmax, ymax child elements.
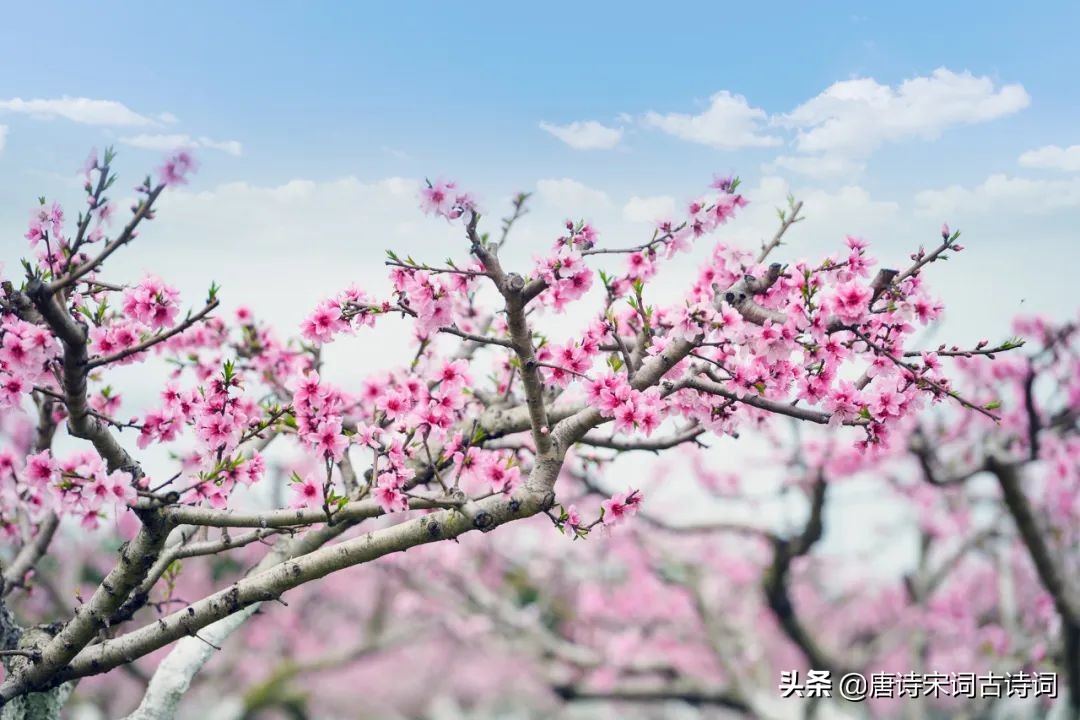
<box><xmin>5</xmin><ymin>280</ymin><xmax>170</xmax><ymax>702</ymax></box>
<box><xmin>577</xmin><ymin>426</ymin><xmax>705</xmax><ymax>453</ymax></box>
<box><xmin>27</xmin><ymin>281</ymin><xmax>141</xmax><ymax>474</ymax></box>
<box><xmin>26</xmin><ymin>476</ymin><xmax>558</xmax><ymax>689</ymax></box>
<box><xmin>1</xmin><ymin>515</ymin><xmax>60</xmax><ymax>597</ymax></box>
<box><xmin>762</xmin><ymin>476</ymin><xmax>851</xmax><ymax>676</ymax></box>
<box><xmin>552</xmin><ymin>683</ymin><xmax>751</xmax><ymax>713</ymax></box>
<box><xmin>161</xmin><ymin>495</ymin><xmax>460</xmax><ymax>529</ymax></box>
<box><xmin>988</xmin><ymin>456</ymin><xmax>1080</xmax><ymax>625</ymax></box>
<box><xmin>684</xmin><ymin>376</ymin><xmax>867</xmax><ymax>426</ymax></box>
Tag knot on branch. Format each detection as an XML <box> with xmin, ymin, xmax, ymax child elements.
<box><xmin>505</xmin><ymin>273</ymin><xmax>525</xmax><ymax>293</ymax></box>
<box><xmin>869</xmin><ymin>268</ymin><xmax>899</xmax><ymax>303</ymax></box>
<box><xmin>472</xmin><ymin>511</ymin><xmax>494</xmax><ymax>531</ymax></box>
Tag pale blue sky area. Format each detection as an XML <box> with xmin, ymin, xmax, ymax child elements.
<box><xmin>1</xmin><ymin>3</ymin><xmax>1077</xmax><ymax>191</ymax></box>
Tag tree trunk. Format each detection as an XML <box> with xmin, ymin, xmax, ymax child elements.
<box><xmin>1</xmin><ymin>628</ymin><xmax>73</xmax><ymax>720</ymax></box>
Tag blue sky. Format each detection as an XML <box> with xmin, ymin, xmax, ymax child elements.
<box><xmin>2</xmin><ymin>2</ymin><xmax>1078</xmax><ymax>190</ymax></box>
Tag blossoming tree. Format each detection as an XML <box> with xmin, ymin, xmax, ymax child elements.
<box><xmin>0</xmin><ymin>149</ymin><xmax>1006</xmax><ymax>718</ymax></box>
<box><xmin>132</xmin><ymin>317</ymin><xmax>1075</xmax><ymax>720</ymax></box>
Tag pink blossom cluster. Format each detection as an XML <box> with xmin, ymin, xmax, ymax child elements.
<box><xmin>419</xmin><ymin>179</ymin><xmax>478</xmax><ymax>221</ymax></box>
<box><xmin>531</xmin><ymin>223</ymin><xmax>596</xmax><ymax>312</ymax></box>
<box><xmin>537</xmin><ymin>337</ymin><xmax>597</xmax><ymax>387</ymax></box>
<box><xmin>359</xmin><ymin>430</ymin><xmax>419</xmax><ymax>515</ymax></box>
<box><xmin>390</xmin><ymin>269</ymin><xmax>460</xmax><ymax>337</ymax></box>
<box><xmin>158</xmin><ymin>150</ymin><xmax>197</xmax><ymax>187</ymax></box>
<box><xmin>131</xmin><ymin>368</ymin><xmax>268</xmax><ymax>508</ymax></box>
<box><xmin>121</xmin><ymin>275</ymin><xmax>181</xmax><ymax>330</ymax></box>
<box><xmin>0</xmin><ymin>316</ymin><xmax>58</xmax><ymax>409</ymax></box>
<box><xmin>24</xmin><ymin>201</ymin><xmax>65</xmax><ymax>249</ymax></box>
<box><xmin>600</xmin><ymin>489</ymin><xmax>643</xmax><ymax>527</ymax></box>
<box><xmin>290</xmin><ymin>371</ymin><xmax>349</xmax><ymax>462</ymax></box>
<box><xmin>585</xmin><ymin>373</ymin><xmax>664</xmax><ymax>436</ymax></box>
<box><xmin>449</xmin><ymin>444</ymin><xmax>522</xmax><ymax>495</ymax></box>
<box><xmin>300</xmin><ymin>285</ymin><xmax>376</xmax><ymax>344</ymax></box>
<box><xmin>0</xmin><ymin>449</ymin><xmax>136</xmax><ymax>533</ymax></box>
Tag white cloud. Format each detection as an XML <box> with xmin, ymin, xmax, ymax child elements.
<box><xmin>763</xmin><ymin>154</ymin><xmax>864</xmax><ymax>180</ymax></box>
<box><xmin>534</xmin><ymin>178</ymin><xmax>610</xmax><ymax>211</ymax></box>
<box><xmin>622</xmin><ymin>194</ymin><xmax>676</xmax><ymax>224</ymax></box>
<box><xmin>120</xmin><ymin>133</ymin><xmax>244</xmax><ymax>156</ymax></box>
<box><xmin>731</xmin><ymin>176</ymin><xmax>901</xmax><ymax>256</ymax></box>
<box><xmin>0</xmin><ymin>125</ymin><xmax>7</xmax><ymax>153</ymax></box>
<box><xmin>915</xmin><ymin>174</ymin><xmax>1080</xmax><ymax>218</ymax></box>
<box><xmin>112</xmin><ymin>176</ymin><xmax>437</xmax><ymax>335</ymax></box>
<box><xmin>643</xmin><ymin>91</ymin><xmax>781</xmax><ymax>150</ymax></box>
<box><xmin>0</xmin><ymin>96</ymin><xmax>161</xmax><ymax>126</ymax></box>
<box><xmin>776</xmin><ymin>68</ymin><xmax>1029</xmax><ymax>156</ymax></box>
<box><xmin>539</xmin><ymin>120</ymin><xmax>623</xmax><ymax>150</ymax></box>
<box><xmin>1018</xmin><ymin>144</ymin><xmax>1080</xmax><ymax>172</ymax></box>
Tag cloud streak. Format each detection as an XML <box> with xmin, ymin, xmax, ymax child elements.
<box><xmin>1019</xmin><ymin>144</ymin><xmax>1080</xmax><ymax>173</ymax></box>
<box><xmin>120</xmin><ymin>133</ymin><xmax>243</xmax><ymax>156</ymax></box>
<box><xmin>915</xmin><ymin>174</ymin><xmax>1080</xmax><ymax>217</ymax></box>
<box><xmin>776</xmin><ymin>68</ymin><xmax>1029</xmax><ymax>157</ymax></box>
<box><xmin>621</xmin><ymin>69</ymin><xmax>1029</xmax><ymax>180</ymax></box>
<box><xmin>0</xmin><ymin>96</ymin><xmax>170</xmax><ymax>127</ymax></box>
<box><xmin>534</xmin><ymin>178</ymin><xmax>611</xmax><ymax>210</ymax></box>
<box><xmin>643</xmin><ymin>91</ymin><xmax>781</xmax><ymax>150</ymax></box>
<box><xmin>539</xmin><ymin>120</ymin><xmax>623</xmax><ymax>150</ymax></box>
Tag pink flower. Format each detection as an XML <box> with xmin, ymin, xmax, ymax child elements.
<box><xmin>373</xmin><ymin>475</ymin><xmax>409</xmax><ymax>514</ymax></box>
<box><xmin>601</xmin><ymin>490</ymin><xmax>642</xmax><ymax>527</ymax></box>
<box><xmin>831</xmin><ymin>281</ymin><xmax>873</xmax><ymax>324</ymax></box>
<box><xmin>309</xmin><ymin>418</ymin><xmax>349</xmax><ymax>461</ymax></box>
<box><xmin>24</xmin><ymin>451</ymin><xmax>58</xmax><ymax>487</ymax></box>
<box><xmin>0</xmin><ymin>374</ymin><xmax>28</xmax><ymax>408</ymax></box>
<box><xmin>419</xmin><ymin>179</ymin><xmax>476</xmax><ymax>221</ymax></box>
<box><xmin>158</xmin><ymin>150</ymin><xmax>198</xmax><ymax>186</ymax></box>
<box><xmin>482</xmin><ymin>458</ymin><xmax>521</xmax><ymax>494</ymax></box>
<box><xmin>420</xmin><ymin>180</ymin><xmax>455</xmax><ymax>217</ymax></box>
<box><xmin>301</xmin><ymin>300</ymin><xmax>346</xmax><ymax>344</ymax></box>
<box><xmin>870</xmin><ymin>386</ymin><xmax>904</xmax><ymax>419</ymax></box>
<box><xmin>290</xmin><ymin>474</ymin><xmax>321</xmax><ymax>509</ymax></box>
<box><xmin>563</xmin><ymin>505</ymin><xmax>582</xmax><ymax>534</ymax></box>
<box><xmin>122</xmin><ymin>275</ymin><xmax>180</xmax><ymax>330</ymax></box>
<box><xmin>823</xmin><ymin>381</ymin><xmax>862</xmax><ymax>426</ymax></box>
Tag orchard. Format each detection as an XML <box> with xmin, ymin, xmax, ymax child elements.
<box><xmin>0</xmin><ymin>141</ymin><xmax>1073</xmax><ymax>720</ymax></box>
